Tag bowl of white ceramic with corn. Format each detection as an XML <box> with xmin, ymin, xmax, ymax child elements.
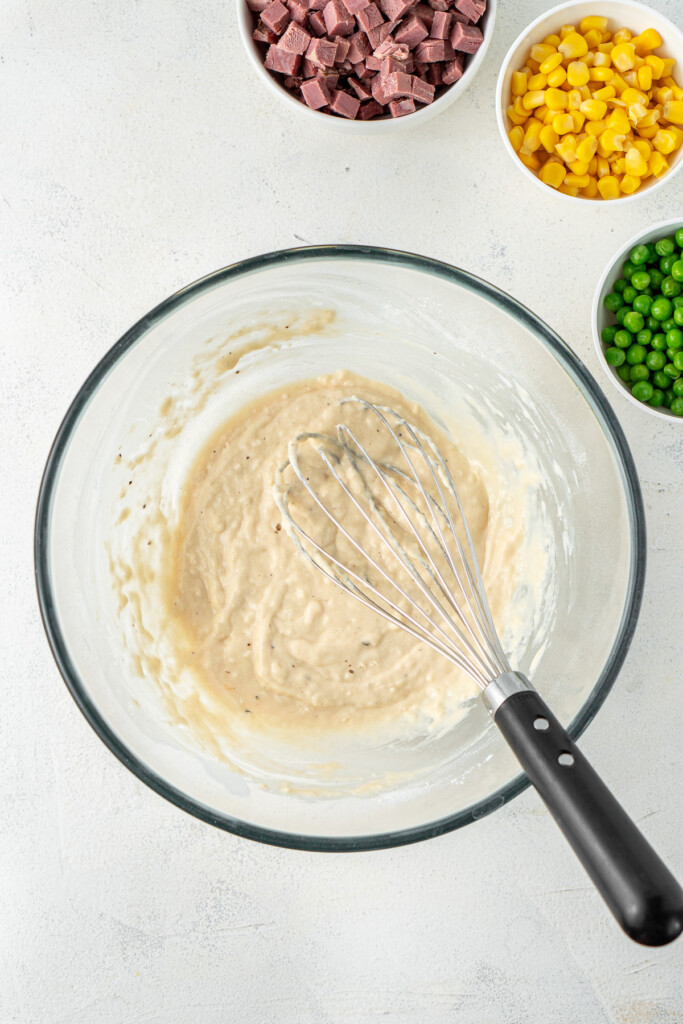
<box><xmin>495</xmin><ymin>0</ymin><xmax>683</xmax><ymax>203</ymax></box>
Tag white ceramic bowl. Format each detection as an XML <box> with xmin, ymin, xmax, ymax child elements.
<box><xmin>237</xmin><ymin>0</ymin><xmax>496</xmax><ymax>132</ymax></box>
<box><xmin>593</xmin><ymin>217</ymin><xmax>683</xmax><ymax>419</ymax></box>
<box><xmin>496</xmin><ymin>0</ymin><xmax>683</xmax><ymax>204</ymax></box>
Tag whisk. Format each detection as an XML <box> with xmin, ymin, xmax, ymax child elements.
<box><xmin>275</xmin><ymin>397</ymin><xmax>683</xmax><ymax>947</ymax></box>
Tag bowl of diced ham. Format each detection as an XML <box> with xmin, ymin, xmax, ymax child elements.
<box><xmin>238</xmin><ymin>0</ymin><xmax>496</xmax><ymax>128</ymax></box>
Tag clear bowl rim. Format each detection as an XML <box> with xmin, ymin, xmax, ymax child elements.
<box><xmin>34</xmin><ymin>244</ymin><xmax>647</xmax><ymax>852</ymax></box>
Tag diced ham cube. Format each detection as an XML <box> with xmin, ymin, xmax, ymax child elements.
<box><xmin>305</xmin><ymin>35</ymin><xmax>338</xmax><ymax>66</ymax></box>
<box><xmin>410</xmin><ymin>74</ymin><xmax>434</xmax><ymax>102</ymax></box>
<box><xmin>322</xmin><ymin>0</ymin><xmax>355</xmax><ymax>35</ymax></box>
<box><xmin>379</xmin><ymin>55</ymin><xmax>408</xmax><ymax>75</ymax></box>
<box><xmin>378</xmin><ymin>0</ymin><xmax>413</xmax><ymax>20</ymax></box>
<box><xmin>309</xmin><ymin>0</ymin><xmax>328</xmax><ymax>7</ymax></box>
<box><xmin>450</xmin><ymin>20</ymin><xmax>482</xmax><ymax>52</ymax></box>
<box><xmin>334</xmin><ymin>36</ymin><xmax>351</xmax><ymax>60</ymax></box>
<box><xmin>279</xmin><ymin>21</ymin><xmax>312</xmax><ymax>51</ymax></box>
<box><xmin>261</xmin><ymin>0</ymin><xmax>291</xmax><ymax>33</ymax></box>
<box><xmin>374</xmin><ymin>38</ymin><xmax>409</xmax><ymax>59</ymax></box>
<box><xmin>301</xmin><ymin>75</ymin><xmax>331</xmax><ymax>107</ymax></box>
<box><xmin>308</xmin><ymin>10</ymin><xmax>327</xmax><ymax>33</ymax></box>
<box><xmin>389</xmin><ymin>96</ymin><xmax>415</xmax><ymax>115</ymax></box>
<box><xmin>356</xmin><ymin>3</ymin><xmax>383</xmax><ymax>32</ymax></box>
<box><xmin>302</xmin><ymin>56</ymin><xmax>318</xmax><ymax>75</ymax></box>
<box><xmin>247</xmin><ymin>0</ymin><xmax>269</xmax><ymax>11</ymax></box>
<box><xmin>372</xmin><ymin>69</ymin><xmax>412</xmax><ymax>101</ymax></box>
<box><xmin>394</xmin><ymin>14</ymin><xmax>428</xmax><ymax>47</ymax></box>
<box><xmin>347</xmin><ymin>30</ymin><xmax>371</xmax><ymax>62</ymax></box>
<box><xmin>430</xmin><ymin>11</ymin><xmax>451</xmax><ymax>38</ymax></box>
<box><xmin>413</xmin><ymin>59</ymin><xmax>428</xmax><ymax>75</ymax></box>
<box><xmin>329</xmin><ymin>89</ymin><xmax>361</xmax><ymax>117</ymax></box>
<box><xmin>317</xmin><ymin>67</ymin><xmax>340</xmax><ymax>88</ymax></box>
<box><xmin>454</xmin><ymin>0</ymin><xmax>486</xmax><ymax>22</ymax></box>
<box><xmin>365</xmin><ymin>54</ymin><xmax>383</xmax><ymax>70</ymax></box>
<box><xmin>287</xmin><ymin>0</ymin><xmax>310</xmax><ymax>24</ymax></box>
<box><xmin>450</xmin><ymin>9</ymin><xmax>471</xmax><ymax>24</ymax></box>
<box><xmin>341</xmin><ymin>0</ymin><xmax>370</xmax><ymax>10</ymax></box>
<box><xmin>352</xmin><ymin>60</ymin><xmax>375</xmax><ymax>78</ymax></box>
<box><xmin>441</xmin><ymin>53</ymin><xmax>464</xmax><ymax>83</ymax></box>
<box><xmin>253</xmin><ymin>21</ymin><xmax>279</xmax><ymax>43</ymax></box>
<box><xmin>413</xmin><ymin>3</ymin><xmax>434</xmax><ymax>26</ymax></box>
<box><xmin>426</xmin><ymin>62</ymin><xmax>441</xmax><ymax>84</ymax></box>
<box><xmin>357</xmin><ymin>99</ymin><xmax>385</xmax><ymax>118</ymax></box>
<box><xmin>265</xmin><ymin>44</ymin><xmax>302</xmax><ymax>73</ymax></box>
<box><xmin>414</xmin><ymin>38</ymin><xmax>453</xmax><ymax>60</ymax></box>
<box><xmin>350</xmin><ymin>76</ymin><xmax>373</xmax><ymax>99</ymax></box>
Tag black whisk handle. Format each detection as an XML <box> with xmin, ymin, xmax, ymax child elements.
<box><xmin>486</xmin><ymin>678</ymin><xmax>683</xmax><ymax>946</ymax></box>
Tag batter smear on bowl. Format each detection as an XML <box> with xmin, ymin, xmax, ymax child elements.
<box><xmin>164</xmin><ymin>371</ymin><xmax>531</xmax><ymax>743</ymax></box>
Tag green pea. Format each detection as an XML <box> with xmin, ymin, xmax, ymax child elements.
<box><xmin>675</xmin><ymin>228</ymin><xmax>683</xmax><ymax>248</ymax></box>
<box><xmin>605</xmin><ymin>347</ymin><xmax>626</xmax><ymax>366</ymax></box>
<box><xmin>647</xmin><ymin>315</ymin><xmax>660</xmax><ymax>331</ymax></box>
<box><xmin>630</xmin><ymin>244</ymin><xmax>650</xmax><ymax>265</ymax></box>
<box><xmin>646</xmin><ymin>350</ymin><xmax>666</xmax><ymax>371</ymax></box>
<box><xmin>655</xmin><ymin>237</ymin><xmax>676</xmax><ymax>258</ymax></box>
<box><xmin>661</xmin><ymin>276</ymin><xmax>682</xmax><ymax>298</ymax></box>
<box><xmin>651</xmin><ymin>333</ymin><xmax>668</xmax><ymax>350</ymax></box>
<box><xmin>666</xmin><ymin>328</ymin><xmax>683</xmax><ymax>349</ymax></box>
<box><xmin>623</xmin><ymin>311</ymin><xmax>644</xmax><ymax>333</ymax></box>
<box><xmin>651</xmin><ymin>297</ymin><xmax>672</xmax><ymax>321</ymax></box>
<box><xmin>633</xmin><ymin>294</ymin><xmax>652</xmax><ymax>315</ymax></box>
<box><xmin>649</xmin><ymin>389</ymin><xmax>664</xmax><ymax>407</ymax></box>
<box><xmin>662</xmin><ymin>318</ymin><xmax>677</xmax><ymax>333</ymax></box>
<box><xmin>636</xmin><ymin>329</ymin><xmax>652</xmax><ymax>346</ymax></box>
<box><xmin>673</xmin><ymin>379</ymin><xmax>683</xmax><ymax>397</ymax></box>
<box><xmin>664</xmin><ymin>389</ymin><xmax>675</xmax><ymax>408</ymax></box>
<box><xmin>632</xmin><ymin>381</ymin><xmax>654</xmax><ymax>402</ymax></box>
<box><xmin>616</xmin><ymin>306</ymin><xmax>630</xmax><ymax>324</ymax></box>
<box><xmin>674</xmin><ymin>308</ymin><xmax>683</xmax><ymax>327</ymax></box>
<box><xmin>622</xmin><ymin>285</ymin><xmax>638</xmax><ymax>303</ymax></box>
<box><xmin>602</xmin><ymin>325</ymin><xmax>617</xmax><ymax>344</ymax></box>
<box><xmin>626</xmin><ymin>344</ymin><xmax>647</xmax><ymax>364</ymax></box>
<box><xmin>653</xmin><ymin>370</ymin><xmax>670</xmax><ymax>388</ymax></box>
<box><xmin>672</xmin><ymin>260</ymin><xmax>683</xmax><ymax>283</ymax></box>
<box><xmin>617</xmin><ymin>364</ymin><xmax>632</xmax><ymax>381</ymax></box>
<box><xmin>630</xmin><ymin>364</ymin><xmax>650</xmax><ymax>382</ymax></box>
<box><xmin>604</xmin><ymin>292</ymin><xmax>622</xmax><ymax>312</ymax></box>
<box><xmin>649</xmin><ymin>268</ymin><xmax>665</xmax><ymax>289</ymax></box>
<box><xmin>631</xmin><ymin>271</ymin><xmax>650</xmax><ymax>291</ymax></box>
<box><xmin>674</xmin><ymin>296</ymin><xmax>683</xmax><ymax>308</ymax></box>
<box><xmin>671</xmin><ymin>396</ymin><xmax>683</xmax><ymax>416</ymax></box>
<box><xmin>646</xmin><ymin>243</ymin><xmax>659</xmax><ymax>263</ymax></box>
<box><xmin>622</xmin><ymin>260</ymin><xmax>636</xmax><ymax>279</ymax></box>
<box><xmin>614</xmin><ymin>329</ymin><xmax>632</xmax><ymax>348</ymax></box>
<box><xmin>664</xmin><ymin>363</ymin><xmax>681</xmax><ymax>379</ymax></box>
<box><xmin>613</xmin><ymin>277</ymin><xmax>628</xmax><ymax>293</ymax></box>
<box><xmin>674</xmin><ymin>351</ymin><xmax>683</xmax><ymax>371</ymax></box>
<box><xmin>660</xmin><ymin>254</ymin><xmax>677</xmax><ymax>275</ymax></box>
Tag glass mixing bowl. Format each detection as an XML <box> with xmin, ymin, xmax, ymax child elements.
<box><xmin>35</xmin><ymin>246</ymin><xmax>645</xmax><ymax>850</ymax></box>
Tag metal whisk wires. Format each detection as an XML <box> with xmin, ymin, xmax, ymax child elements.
<box><xmin>274</xmin><ymin>399</ymin><xmax>510</xmax><ymax>689</ymax></box>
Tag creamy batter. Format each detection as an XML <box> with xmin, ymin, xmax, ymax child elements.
<box><xmin>162</xmin><ymin>371</ymin><xmax>528</xmax><ymax>743</ymax></box>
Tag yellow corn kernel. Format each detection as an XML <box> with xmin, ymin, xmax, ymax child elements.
<box><xmin>519</xmin><ymin>151</ymin><xmax>541</xmax><ymax>170</ymax></box>
<box><xmin>598</xmin><ymin>42</ymin><xmax>613</xmax><ymax>54</ymax></box>
<box><xmin>528</xmin><ymin>72</ymin><xmax>548</xmax><ymax>91</ymax></box>
<box><xmin>656</xmin><ymin>86</ymin><xmax>674</xmax><ymax>105</ymax></box>
<box><xmin>600</xmin><ymin>32</ymin><xmax>612</xmax><ymax>44</ymax></box>
<box><xmin>533</xmin><ymin>104</ymin><xmax>550</xmax><ymax>121</ymax></box>
<box><xmin>645</xmin><ymin>55</ymin><xmax>665</xmax><ymax>79</ymax></box>
<box><xmin>576</xmin><ymin>134</ymin><xmax>598</xmax><ymax>163</ymax></box>
<box><xmin>586</xmin><ymin>118</ymin><xmax>607</xmax><ymax>136</ymax></box>
<box><xmin>612</xmin><ymin>28</ymin><xmax>632</xmax><ymax>44</ymax></box>
<box><xmin>511</xmin><ymin>69</ymin><xmax>530</xmax><ymax>95</ymax></box>
<box><xmin>539</xmin><ymin>160</ymin><xmax>567</xmax><ymax>188</ymax></box>
<box><xmin>508</xmin><ymin>126</ymin><xmax>525</xmax><ymax>152</ymax></box>
<box><xmin>592</xmin><ymin>51</ymin><xmax>612</xmax><ymax>68</ymax></box>
<box><xmin>668</xmin><ymin>126</ymin><xmax>683</xmax><ymax>147</ymax></box>
<box><xmin>637</xmin><ymin>107</ymin><xmax>660</xmax><ymax>128</ymax></box>
<box><xmin>570</xmin><ymin>110</ymin><xmax>586</xmax><ymax>132</ymax></box>
<box><xmin>584</xmin><ymin>30</ymin><xmax>603</xmax><ymax>49</ymax></box>
<box><xmin>580</xmin><ymin>98</ymin><xmax>607</xmax><ymax>121</ymax></box>
<box><xmin>522</xmin><ymin>90</ymin><xmax>546</xmax><ymax>110</ymax></box>
<box><xmin>633</xmin><ymin>28</ymin><xmax>662</xmax><ymax>54</ymax></box>
<box><xmin>664</xmin><ymin>100</ymin><xmax>683</xmax><ymax>125</ymax></box>
<box><xmin>653</xmin><ymin>128</ymin><xmax>678</xmax><ymax>154</ymax></box>
<box><xmin>589</xmin><ymin>66</ymin><xmax>614</xmax><ymax>83</ymax></box>
<box><xmin>543</xmin><ymin>34</ymin><xmax>562</xmax><ymax>47</ymax></box>
<box><xmin>539</xmin><ymin>124</ymin><xmax>560</xmax><ymax>152</ymax></box>
<box><xmin>582</xmin><ymin>175</ymin><xmax>599</xmax><ymax>197</ymax></box>
<box><xmin>520</xmin><ymin>119</ymin><xmax>542</xmax><ymax>154</ymax></box>
<box><xmin>611</xmin><ymin>156</ymin><xmax>626</xmax><ymax>174</ymax></box>
<box><xmin>621</xmin><ymin>87</ymin><xmax>648</xmax><ymax>107</ymax></box>
<box><xmin>663</xmin><ymin>77</ymin><xmax>683</xmax><ymax>98</ymax></box>
<box><xmin>567</xmin><ymin>159</ymin><xmax>589</xmax><ymax>176</ymax></box>
<box><xmin>633</xmin><ymin>138</ymin><xmax>652</xmax><ymax>160</ymax></box>
<box><xmin>547</xmin><ymin>65</ymin><xmax>567</xmax><ymax>87</ymax></box>
<box><xmin>622</xmin><ymin>70</ymin><xmax>639</xmax><ymax>88</ymax></box>
<box><xmin>596</xmin><ymin>156</ymin><xmax>610</xmax><ymax>177</ymax></box>
<box><xmin>559</xmin><ymin>184</ymin><xmax>580</xmax><ymax>196</ymax></box>
<box><xmin>637</xmin><ymin>124</ymin><xmax>660</xmax><ymax>139</ymax></box>
<box><xmin>624</xmin><ymin>146</ymin><xmax>648</xmax><ymax>176</ymax></box>
<box><xmin>567</xmin><ymin>89</ymin><xmax>582</xmax><ymax>110</ymax></box>
<box><xmin>579</xmin><ymin>15</ymin><xmax>607</xmax><ymax>33</ymax></box>
<box><xmin>607</xmin><ymin>107</ymin><xmax>631</xmax><ymax>134</ymax></box>
<box><xmin>567</xmin><ymin>60</ymin><xmax>589</xmax><ymax>86</ymax></box>
<box><xmin>558</xmin><ymin>31</ymin><xmax>588</xmax><ymax>60</ymax></box>
<box><xmin>649</xmin><ymin>151</ymin><xmax>668</xmax><ymax>176</ymax></box>
<box><xmin>543</xmin><ymin>107</ymin><xmax>556</xmax><ymax>124</ymax></box>
<box><xmin>619</xmin><ymin>173</ymin><xmax>641</xmax><ymax>194</ymax></box>
<box><xmin>559</xmin><ymin>24</ymin><xmax>576</xmax><ymax>39</ymax></box>
<box><xmin>599</xmin><ymin>127</ymin><xmax>627</xmax><ymax>153</ymax></box>
<box><xmin>578</xmin><ymin>84</ymin><xmax>592</xmax><ymax>100</ymax></box>
<box><xmin>588</xmin><ymin>155</ymin><xmax>598</xmax><ymax>174</ymax></box>
<box><xmin>506</xmin><ymin>104</ymin><xmax>527</xmax><ymax>126</ymax></box>
<box><xmin>545</xmin><ymin>87</ymin><xmax>568</xmax><ymax>110</ymax></box>
<box><xmin>530</xmin><ymin>43</ymin><xmax>555</xmax><ymax>63</ymax></box>
<box><xmin>583</xmin><ymin>51</ymin><xmax>595</xmax><ymax>68</ymax></box>
<box><xmin>661</xmin><ymin>58</ymin><xmax>675</xmax><ymax>77</ymax></box>
<box><xmin>611</xmin><ymin>43</ymin><xmax>636</xmax><ymax>73</ymax></box>
<box><xmin>593</xmin><ymin>85</ymin><xmax>616</xmax><ymax>101</ymax></box>
<box><xmin>565</xmin><ymin>172</ymin><xmax>590</xmax><ymax>188</ymax></box>
<box><xmin>539</xmin><ymin>52</ymin><xmax>563</xmax><ymax>75</ymax></box>
<box><xmin>552</xmin><ymin>112</ymin><xmax>575</xmax><ymax>135</ymax></box>
<box><xmin>597</xmin><ymin>174</ymin><xmax>620</xmax><ymax>198</ymax></box>
<box><xmin>555</xmin><ymin>135</ymin><xmax>577</xmax><ymax>162</ymax></box>
<box><xmin>526</xmin><ymin>59</ymin><xmax>541</xmax><ymax>75</ymax></box>
<box><xmin>637</xmin><ymin>66</ymin><xmax>653</xmax><ymax>91</ymax></box>
<box><xmin>611</xmin><ymin>73</ymin><xmax>628</xmax><ymax>96</ymax></box>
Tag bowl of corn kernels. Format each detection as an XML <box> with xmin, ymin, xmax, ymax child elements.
<box><xmin>594</xmin><ymin>219</ymin><xmax>683</xmax><ymax>418</ymax></box>
<box><xmin>496</xmin><ymin>0</ymin><xmax>683</xmax><ymax>202</ymax></box>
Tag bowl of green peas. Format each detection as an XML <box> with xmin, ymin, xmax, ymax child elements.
<box><xmin>593</xmin><ymin>218</ymin><xmax>683</xmax><ymax>418</ymax></box>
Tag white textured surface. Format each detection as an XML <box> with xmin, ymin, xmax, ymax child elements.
<box><xmin>2</xmin><ymin>0</ymin><xmax>683</xmax><ymax>1020</ymax></box>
